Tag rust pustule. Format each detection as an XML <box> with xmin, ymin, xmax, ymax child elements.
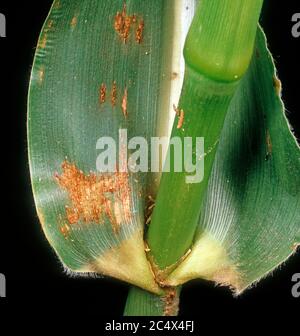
<box><xmin>47</xmin><ymin>20</ymin><xmax>54</xmax><ymax>30</ymax></box>
<box><xmin>114</xmin><ymin>4</ymin><xmax>143</xmax><ymax>44</ymax></box>
<box><xmin>43</xmin><ymin>20</ymin><xmax>54</xmax><ymax>35</ymax></box>
<box><xmin>99</xmin><ymin>83</ymin><xmax>106</xmax><ymax>104</ymax></box>
<box><xmin>71</xmin><ymin>16</ymin><xmax>78</xmax><ymax>28</ymax></box>
<box><xmin>177</xmin><ymin>109</ymin><xmax>184</xmax><ymax>129</ymax></box>
<box><xmin>123</xmin><ymin>16</ymin><xmax>132</xmax><ymax>43</ymax></box>
<box><xmin>114</xmin><ymin>11</ymin><xmax>124</xmax><ymax>34</ymax></box>
<box><xmin>111</xmin><ymin>81</ymin><xmax>117</xmax><ymax>107</ymax></box>
<box><xmin>121</xmin><ymin>87</ymin><xmax>128</xmax><ymax>117</ymax></box>
<box><xmin>114</xmin><ymin>3</ymin><xmax>131</xmax><ymax>43</ymax></box>
<box><xmin>136</xmin><ymin>19</ymin><xmax>144</xmax><ymax>44</ymax></box>
<box><xmin>59</xmin><ymin>223</ymin><xmax>71</xmax><ymax>238</ymax></box>
<box><xmin>55</xmin><ymin>161</ymin><xmax>132</xmax><ymax>233</ymax></box>
<box><xmin>38</xmin><ymin>35</ymin><xmax>47</xmax><ymax>49</ymax></box>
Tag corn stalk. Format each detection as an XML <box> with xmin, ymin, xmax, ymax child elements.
<box><xmin>28</xmin><ymin>0</ymin><xmax>300</xmax><ymax>316</ymax></box>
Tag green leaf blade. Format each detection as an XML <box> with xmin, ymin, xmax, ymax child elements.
<box><xmin>166</xmin><ymin>28</ymin><xmax>300</xmax><ymax>293</ymax></box>
<box><xmin>27</xmin><ymin>0</ymin><xmax>180</xmax><ymax>294</ymax></box>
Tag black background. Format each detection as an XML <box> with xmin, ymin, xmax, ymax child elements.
<box><xmin>0</xmin><ymin>0</ymin><xmax>299</xmax><ymax>321</ymax></box>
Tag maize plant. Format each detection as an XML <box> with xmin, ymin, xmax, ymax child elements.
<box><xmin>27</xmin><ymin>0</ymin><xmax>300</xmax><ymax>316</ymax></box>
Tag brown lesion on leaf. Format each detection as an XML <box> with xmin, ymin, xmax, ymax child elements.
<box><xmin>135</xmin><ymin>19</ymin><xmax>144</xmax><ymax>44</ymax></box>
<box><xmin>111</xmin><ymin>81</ymin><xmax>117</xmax><ymax>107</ymax></box>
<box><xmin>39</xmin><ymin>21</ymin><xmax>54</xmax><ymax>48</ymax></box>
<box><xmin>59</xmin><ymin>223</ymin><xmax>71</xmax><ymax>238</ymax></box>
<box><xmin>173</xmin><ymin>104</ymin><xmax>185</xmax><ymax>128</ymax></box>
<box><xmin>114</xmin><ymin>10</ymin><xmax>124</xmax><ymax>37</ymax></box>
<box><xmin>123</xmin><ymin>16</ymin><xmax>132</xmax><ymax>43</ymax></box>
<box><xmin>265</xmin><ymin>129</ymin><xmax>272</xmax><ymax>161</ymax></box>
<box><xmin>38</xmin><ymin>35</ymin><xmax>47</xmax><ymax>49</ymax></box>
<box><xmin>71</xmin><ymin>16</ymin><xmax>78</xmax><ymax>29</ymax></box>
<box><xmin>57</xmin><ymin>214</ymin><xmax>72</xmax><ymax>239</ymax></box>
<box><xmin>55</xmin><ymin>160</ymin><xmax>132</xmax><ymax>233</ymax></box>
<box><xmin>65</xmin><ymin>205</ymin><xmax>80</xmax><ymax>224</ymax></box>
<box><xmin>47</xmin><ymin>20</ymin><xmax>54</xmax><ymax>30</ymax></box>
<box><xmin>273</xmin><ymin>75</ymin><xmax>282</xmax><ymax>96</ymax></box>
<box><xmin>99</xmin><ymin>83</ymin><xmax>106</xmax><ymax>104</ymax></box>
<box><xmin>114</xmin><ymin>10</ymin><xmax>123</xmax><ymax>33</ymax></box>
<box><xmin>114</xmin><ymin>3</ymin><xmax>143</xmax><ymax>44</ymax></box>
<box><xmin>44</xmin><ymin>19</ymin><xmax>54</xmax><ymax>34</ymax></box>
<box><xmin>114</xmin><ymin>3</ymin><xmax>131</xmax><ymax>43</ymax></box>
<box><xmin>121</xmin><ymin>87</ymin><xmax>128</xmax><ymax>118</ymax></box>
<box><xmin>292</xmin><ymin>242</ymin><xmax>300</xmax><ymax>252</ymax></box>
<box><xmin>177</xmin><ymin>109</ymin><xmax>185</xmax><ymax>129</ymax></box>
<box><xmin>99</xmin><ymin>81</ymin><xmax>129</xmax><ymax>118</ymax></box>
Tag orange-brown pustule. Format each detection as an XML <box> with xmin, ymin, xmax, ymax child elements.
<box><xmin>99</xmin><ymin>83</ymin><xmax>106</xmax><ymax>104</ymax></box>
<box><xmin>122</xmin><ymin>87</ymin><xmax>128</xmax><ymax>117</ymax></box>
<box><xmin>111</xmin><ymin>81</ymin><xmax>117</xmax><ymax>107</ymax></box>
<box><xmin>136</xmin><ymin>19</ymin><xmax>144</xmax><ymax>44</ymax></box>
<box><xmin>114</xmin><ymin>3</ymin><xmax>144</xmax><ymax>44</ymax></box>
<box><xmin>177</xmin><ymin>110</ymin><xmax>184</xmax><ymax>129</ymax></box>
<box><xmin>55</xmin><ymin>161</ymin><xmax>132</xmax><ymax>233</ymax></box>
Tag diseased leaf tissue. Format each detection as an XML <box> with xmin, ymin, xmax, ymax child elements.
<box><xmin>27</xmin><ymin>0</ymin><xmax>300</xmax><ymax>316</ymax></box>
<box><xmin>55</xmin><ymin>161</ymin><xmax>132</xmax><ymax>234</ymax></box>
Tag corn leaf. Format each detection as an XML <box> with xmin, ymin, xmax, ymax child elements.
<box><xmin>124</xmin><ymin>26</ymin><xmax>300</xmax><ymax>316</ymax></box>
<box><xmin>27</xmin><ymin>0</ymin><xmax>195</xmax><ymax>294</ymax></box>
<box><xmin>166</xmin><ymin>27</ymin><xmax>300</xmax><ymax>294</ymax></box>
<box><xmin>28</xmin><ymin>0</ymin><xmax>300</xmax><ymax>317</ymax></box>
